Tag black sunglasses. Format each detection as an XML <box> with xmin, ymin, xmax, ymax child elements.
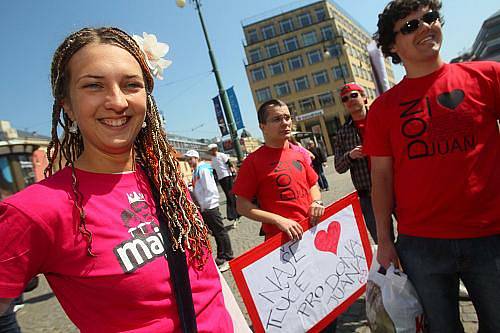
<box><xmin>341</xmin><ymin>92</ymin><xmax>360</xmax><ymax>103</ymax></box>
<box><xmin>394</xmin><ymin>11</ymin><xmax>440</xmax><ymax>35</ymax></box>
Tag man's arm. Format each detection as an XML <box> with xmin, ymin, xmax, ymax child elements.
<box><xmin>333</xmin><ymin>132</ymin><xmax>351</xmax><ymax>174</ymax></box>
<box><xmin>236</xmin><ymin>196</ymin><xmax>304</xmax><ymax>240</ymax></box>
<box><xmin>0</xmin><ymin>298</ymin><xmax>13</xmax><ymax>316</ymax></box>
<box><xmin>371</xmin><ymin>156</ymin><xmax>399</xmax><ymax>269</ymax></box>
<box><xmin>308</xmin><ymin>184</ymin><xmax>325</xmax><ymax>225</ymax></box>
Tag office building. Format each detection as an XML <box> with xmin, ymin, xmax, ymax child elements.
<box><xmin>242</xmin><ymin>0</ymin><xmax>395</xmax><ymax>154</ymax></box>
<box><xmin>451</xmin><ymin>10</ymin><xmax>500</xmax><ymax>63</ymax></box>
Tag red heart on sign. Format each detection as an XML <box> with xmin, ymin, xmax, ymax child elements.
<box><xmin>314</xmin><ymin>221</ymin><xmax>341</xmax><ymax>255</ymax></box>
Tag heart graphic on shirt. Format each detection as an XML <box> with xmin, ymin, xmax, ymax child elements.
<box><xmin>314</xmin><ymin>221</ymin><xmax>341</xmax><ymax>255</ymax></box>
<box><xmin>437</xmin><ymin>89</ymin><xmax>465</xmax><ymax>110</ymax></box>
<box><xmin>292</xmin><ymin>160</ymin><xmax>303</xmax><ymax>171</ymax></box>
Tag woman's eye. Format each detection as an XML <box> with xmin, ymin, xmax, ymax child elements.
<box><xmin>83</xmin><ymin>83</ymin><xmax>101</xmax><ymax>89</ymax></box>
<box><xmin>127</xmin><ymin>82</ymin><xmax>144</xmax><ymax>89</ymax></box>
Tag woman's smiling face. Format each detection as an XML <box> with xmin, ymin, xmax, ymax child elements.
<box><xmin>62</xmin><ymin>43</ymin><xmax>147</xmax><ymax>159</ymax></box>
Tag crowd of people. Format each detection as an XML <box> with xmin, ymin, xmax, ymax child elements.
<box><xmin>0</xmin><ymin>0</ymin><xmax>498</xmax><ymax>332</ymax></box>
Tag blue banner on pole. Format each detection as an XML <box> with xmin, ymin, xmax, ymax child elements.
<box><xmin>226</xmin><ymin>86</ymin><xmax>245</xmax><ymax>130</ymax></box>
<box><xmin>212</xmin><ymin>95</ymin><xmax>228</xmax><ymax>136</ymax></box>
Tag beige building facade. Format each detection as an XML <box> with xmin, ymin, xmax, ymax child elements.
<box><xmin>242</xmin><ymin>0</ymin><xmax>395</xmax><ymax>154</ymax></box>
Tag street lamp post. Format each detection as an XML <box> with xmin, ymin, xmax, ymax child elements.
<box><xmin>176</xmin><ymin>0</ymin><xmax>244</xmax><ymax>163</ymax></box>
<box><xmin>323</xmin><ymin>35</ymin><xmax>347</xmax><ymax>84</ymax></box>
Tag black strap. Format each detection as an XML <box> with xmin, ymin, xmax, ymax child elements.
<box><xmin>157</xmin><ymin>213</ymin><xmax>198</xmax><ymax>333</ymax></box>
<box><xmin>143</xmin><ymin>167</ymin><xmax>198</xmax><ymax>333</ymax></box>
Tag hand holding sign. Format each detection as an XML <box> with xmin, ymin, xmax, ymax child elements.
<box><xmin>275</xmin><ymin>216</ymin><xmax>304</xmax><ymax>241</ymax></box>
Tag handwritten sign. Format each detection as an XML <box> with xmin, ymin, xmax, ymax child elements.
<box><xmin>230</xmin><ymin>193</ymin><xmax>372</xmax><ymax>333</ymax></box>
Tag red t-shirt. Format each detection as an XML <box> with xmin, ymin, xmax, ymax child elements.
<box><xmin>233</xmin><ymin>144</ymin><xmax>319</xmax><ymax>239</ymax></box>
<box><xmin>365</xmin><ymin>61</ymin><xmax>500</xmax><ymax>238</ymax></box>
<box><xmin>0</xmin><ymin>167</ymin><xmax>232</xmax><ymax>333</ymax></box>
<box><xmin>354</xmin><ymin>118</ymin><xmax>370</xmax><ymax>169</ymax></box>
<box><xmin>354</xmin><ymin>118</ymin><xmax>367</xmax><ymax>142</ymax></box>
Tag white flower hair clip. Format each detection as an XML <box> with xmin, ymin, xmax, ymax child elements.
<box><xmin>133</xmin><ymin>32</ymin><xmax>172</xmax><ymax>80</ymax></box>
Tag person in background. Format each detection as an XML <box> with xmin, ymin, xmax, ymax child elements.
<box><xmin>333</xmin><ymin>82</ymin><xmax>389</xmax><ymax>243</ymax></box>
<box><xmin>185</xmin><ymin>149</ymin><xmax>234</xmax><ymax>272</ymax></box>
<box><xmin>366</xmin><ymin>1</ymin><xmax>500</xmax><ymax>331</ymax></box>
<box><xmin>289</xmin><ymin>135</ymin><xmax>314</xmax><ymax>166</ymax></box>
<box><xmin>207</xmin><ymin>143</ymin><xmax>240</xmax><ymax>224</ymax></box>
<box><xmin>0</xmin><ymin>27</ymin><xmax>235</xmax><ymax>333</ymax></box>
<box><xmin>307</xmin><ymin>140</ymin><xmax>329</xmax><ymax>191</ymax></box>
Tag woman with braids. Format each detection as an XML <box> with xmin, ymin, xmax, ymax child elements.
<box><xmin>0</xmin><ymin>27</ymin><xmax>244</xmax><ymax>332</ymax></box>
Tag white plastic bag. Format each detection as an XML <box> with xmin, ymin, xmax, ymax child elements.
<box><xmin>366</xmin><ymin>254</ymin><xmax>425</xmax><ymax>333</ymax></box>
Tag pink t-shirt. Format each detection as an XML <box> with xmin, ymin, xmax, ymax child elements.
<box><xmin>0</xmin><ymin>167</ymin><xmax>232</xmax><ymax>333</ymax></box>
<box><xmin>290</xmin><ymin>143</ymin><xmax>313</xmax><ymax>165</ymax></box>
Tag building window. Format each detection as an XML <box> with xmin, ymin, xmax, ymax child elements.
<box><xmin>287</xmin><ymin>103</ymin><xmax>297</xmax><ymax>118</ymax></box>
<box><xmin>325</xmin><ymin>44</ymin><xmax>342</xmax><ymax>57</ymax></box>
<box><xmin>333</xmin><ymin>65</ymin><xmax>342</xmax><ymax>80</ymax></box>
<box><xmin>256</xmin><ymin>87</ymin><xmax>272</xmax><ymax>103</ymax></box>
<box><xmin>297</xmin><ymin>12</ymin><xmax>312</xmax><ymax>27</ymax></box>
<box><xmin>315</xmin><ymin>8</ymin><xmax>326</xmax><ymax>22</ymax></box>
<box><xmin>294</xmin><ymin>76</ymin><xmax>310</xmax><ymax>92</ymax></box>
<box><xmin>268</xmin><ymin>61</ymin><xmax>285</xmax><ymax>76</ymax></box>
<box><xmin>249</xmin><ymin>49</ymin><xmax>261</xmax><ymax>63</ymax></box>
<box><xmin>333</xmin><ymin>64</ymin><xmax>350</xmax><ymax>80</ymax></box>
<box><xmin>307</xmin><ymin>49</ymin><xmax>323</xmax><ymax>65</ymax></box>
<box><xmin>266</xmin><ymin>43</ymin><xmax>280</xmax><ymax>58</ymax></box>
<box><xmin>247</xmin><ymin>29</ymin><xmax>259</xmax><ymax>44</ymax></box>
<box><xmin>280</xmin><ymin>18</ymin><xmax>294</xmax><ymax>33</ymax></box>
<box><xmin>287</xmin><ymin>55</ymin><xmax>304</xmax><ymax>70</ymax></box>
<box><xmin>321</xmin><ymin>26</ymin><xmax>334</xmax><ymax>41</ymax></box>
<box><xmin>283</xmin><ymin>37</ymin><xmax>299</xmax><ymax>52</ymax></box>
<box><xmin>299</xmin><ymin>97</ymin><xmax>316</xmax><ymax>113</ymax></box>
<box><xmin>312</xmin><ymin>70</ymin><xmax>329</xmax><ymax>86</ymax></box>
<box><xmin>274</xmin><ymin>82</ymin><xmax>291</xmax><ymax>97</ymax></box>
<box><xmin>318</xmin><ymin>92</ymin><xmax>335</xmax><ymax>107</ymax></box>
<box><xmin>261</xmin><ymin>24</ymin><xmax>276</xmax><ymax>40</ymax></box>
<box><xmin>251</xmin><ymin>67</ymin><xmax>266</xmax><ymax>81</ymax></box>
<box><xmin>302</xmin><ymin>31</ymin><xmax>317</xmax><ymax>46</ymax></box>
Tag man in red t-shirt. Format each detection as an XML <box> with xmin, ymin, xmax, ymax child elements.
<box><xmin>233</xmin><ymin>99</ymin><xmax>325</xmax><ymax>241</ymax></box>
<box><xmin>366</xmin><ymin>1</ymin><xmax>500</xmax><ymax>331</ymax></box>
<box><xmin>233</xmin><ymin>99</ymin><xmax>338</xmax><ymax>332</ymax></box>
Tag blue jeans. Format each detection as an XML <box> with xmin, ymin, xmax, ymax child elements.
<box><xmin>396</xmin><ymin>234</ymin><xmax>500</xmax><ymax>333</ymax></box>
<box><xmin>358</xmin><ymin>192</ymin><xmax>378</xmax><ymax>243</ymax></box>
<box><xmin>0</xmin><ymin>307</ymin><xmax>21</xmax><ymax>333</ymax></box>
<box><xmin>357</xmin><ymin>191</ymin><xmax>395</xmax><ymax>244</ymax></box>
<box><xmin>313</xmin><ymin>165</ymin><xmax>329</xmax><ymax>190</ymax></box>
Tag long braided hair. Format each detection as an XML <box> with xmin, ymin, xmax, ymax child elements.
<box><xmin>46</xmin><ymin>27</ymin><xmax>210</xmax><ymax>269</ymax></box>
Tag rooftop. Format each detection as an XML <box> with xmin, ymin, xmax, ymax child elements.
<box><xmin>241</xmin><ymin>0</ymin><xmax>370</xmax><ymax>36</ymax></box>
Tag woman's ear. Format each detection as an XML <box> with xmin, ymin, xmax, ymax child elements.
<box><xmin>389</xmin><ymin>42</ymin><xmax>398</xmax><ymax>55</ymax></box>
<box><xmin>61</xmin><ymin>99</ymin><xmax>75</xmax><ymax>121</ymax></box>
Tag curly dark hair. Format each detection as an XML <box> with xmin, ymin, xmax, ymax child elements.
<box><xmin>374</xmin><ymin>0</ymin><xmax>443</xmax><ymax>64</ymax></box>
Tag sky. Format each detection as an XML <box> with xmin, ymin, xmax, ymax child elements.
<box><xmin>1</xmin><ymin>0</ymin><xmax>498</xmax><ymax>140</ymax></box>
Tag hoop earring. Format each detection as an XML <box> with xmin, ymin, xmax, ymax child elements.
<box><xmin>69</xmin><ymin>121</ymin><xmax>78</xmax><ymax>134</ymax></box>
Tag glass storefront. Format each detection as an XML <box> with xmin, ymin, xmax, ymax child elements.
<box><xmin>0</xmin><ymin>154</ymin><xmax>35</xmax><ymax>200</ymax></box>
